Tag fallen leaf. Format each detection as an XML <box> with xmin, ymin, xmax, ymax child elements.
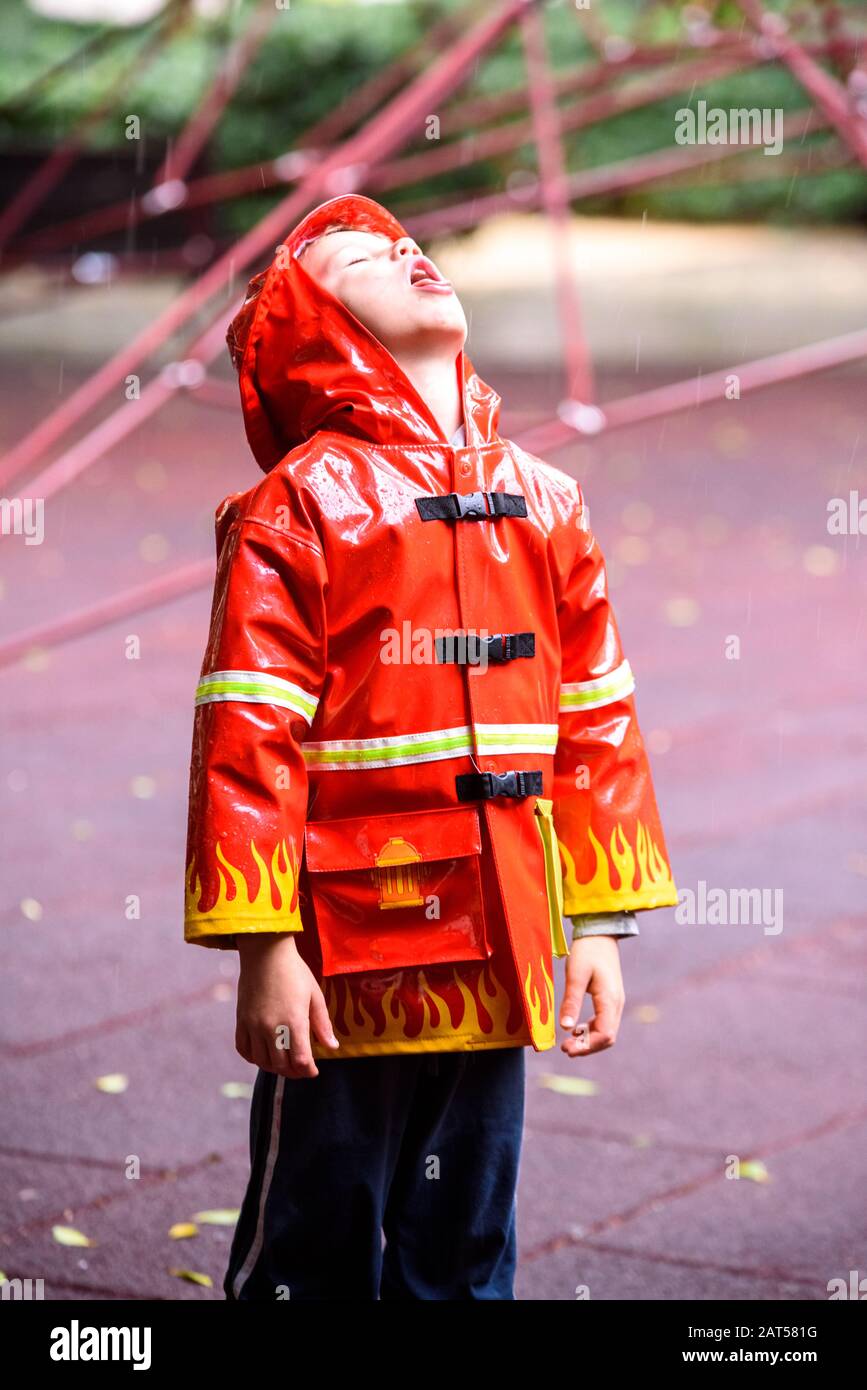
<box><xmin>169</xmin><ymin>1223</ymin><xmax>198</xmax><ymax>1240</ymax></box>
<box><xmin>169</xmin><ymin>1269</ymin><xmax>213</xmax><ymax>1287</ymax></box>
<box><xmin>192</xmin><ymin>1210</ymin><xmax>239</xmax><ymax>1226</ymax></box>
<box><xmin>52</xmin><ymin>1225</ymin><xmax>95</xmax><ymax>1248</ymax></box>
<box><xmin>94</xmin><ymin>1073</ymin><xmax>129</xmax><ymax>1094</ymax></box>
<box><xmin>634</xmin><ymin>1005</ymin><xmax>660</xmax><ymax>1024</ymax></box>
<box><xmin>739</xmin><ymin>1159</ymin><xmax>770</xmax><ymax>1183</ymax></box>
<box><xmin>220</xmin><ymin>1082</ymin><xmax>253</xmax><ymax>1100</ymax></box>
<box><xmin>537</xmin><ymin>1073</ymin><xmax>598</xmax><ymax>1096</ymax></box>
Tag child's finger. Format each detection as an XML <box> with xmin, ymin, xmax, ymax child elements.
<box><xmin>234</xmin><ymin>1021</ymin><xmax>253</xmax><ymax>1064</ymax></box>
<box><xmin>569</xmin><ymin>991</ymin><xmax>622</xmax><ymax>1056</ymax></box>
<box><xmin>249</xmin><ymin>1031</ymin><xmax>274</xmax><ymax>1073</ymax></box>
<box><xmin>559</xmin><ymin>960</ymin><xmax>591</xmax><ymax>1031</ymax></box>
<box><xmin>281</xmin><ymin>1013</ymin><xmax>319</xmax><ymax>1079</ymax></box>
<box><xmin>309</xmin><ymin>988</ymin><xmax>340</xmax><ymax>1051</ymax></box>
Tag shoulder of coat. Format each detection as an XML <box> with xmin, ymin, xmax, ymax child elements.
<box><xmin>505</xmin><ymin>439</ymin><xmax>587</xmax><ymax>519</ymax></box>
<box><xmin>214</xmin><ymin>488</ymin><xmax>248</xmax><ymax>534</ymax></box>
<box><xmin>224</xmin><ymin>443</ymin><xmax>325</xmax><ymax>550</ymax></box>
<box><xmin>252</xmin><ymin>434</ymin><xmax>348</xmax><ymax>498</ymax></box>
<box><xmin>225</xmin><ymin>440</ymin><xmax>313</xmax><ymax>519</ymax></box>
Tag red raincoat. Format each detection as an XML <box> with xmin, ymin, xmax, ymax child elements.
<box><xmin>183</xmin><ymin>194</ymin><xmax>678</xmax><ymax>1057</ymax></box>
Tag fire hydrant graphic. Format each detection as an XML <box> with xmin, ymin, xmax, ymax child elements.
<box><xmin>372</xmin><ymin>837</ymin><xmax>424</xmax><ymax>910</ymax></box>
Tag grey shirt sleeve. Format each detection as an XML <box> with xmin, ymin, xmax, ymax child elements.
<box><xmin>567</xmin><ymin>910</ymin><xmax>639</xmax><ymax>941</ymax></box>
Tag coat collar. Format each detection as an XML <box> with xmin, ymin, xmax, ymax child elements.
<box><xmin>227</xmin><ymin>194</ymin><xmax>501</xmax><ymax>472</ymax></box>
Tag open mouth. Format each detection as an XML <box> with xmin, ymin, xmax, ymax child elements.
<box><xmin>408</xmin><ymin>255</ymin><xmax>453</xmax><ymax>294</ymax></box>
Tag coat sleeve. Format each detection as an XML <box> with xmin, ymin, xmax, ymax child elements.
<box><xmin>183</xmin><ymin>505</ymin><xmax>328</xmax><ymax>950</ymax></box>
<box><xmin>552</xmin><ymin>491</ymin><xmax>678</xmax><ymax>917</ymax></box>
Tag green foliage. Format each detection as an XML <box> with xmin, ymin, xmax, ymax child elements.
<box><xmin>1</xmin><ymin>0</ymin><xmax>865</xmax><ymax>229</ymax></box>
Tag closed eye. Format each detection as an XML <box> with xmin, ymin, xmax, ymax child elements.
<box><xmin>347</xmin><ymin>257</ymin><xmax>369</xmax><ymax>266</ymax></box>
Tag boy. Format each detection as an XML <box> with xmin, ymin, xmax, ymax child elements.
<box><xmin>183</xmin><ymin>194</ymin><xmax>677</xmax><ymax>1300</ymax></box>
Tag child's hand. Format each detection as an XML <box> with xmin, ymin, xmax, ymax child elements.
<box><xmin>559</xmin><ymin>936</ymin><xmax>625</xmax><ymax>1059</ymax></box>
<box><xmin>235</xmin><ymin>934</ymin><xmax>340</xmax><ymax>1079</ymax></box>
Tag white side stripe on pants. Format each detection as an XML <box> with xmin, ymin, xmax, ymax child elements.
<box><xmin>231</xmin><ymin>1075</ymin><xmax>286</xmax><ymax>1299</ymax></box>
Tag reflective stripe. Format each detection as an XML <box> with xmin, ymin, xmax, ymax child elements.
<box><xmin>195</xmin><ymin>669</ymin><xmax>319</xmax><ymax>725</ymax></box>
<box><xmin>474</xmin><ymin>722</ymin><xmax>559</xmax><ymax>754</ymax></box>
<box><xmin>302</xmin><ymin>722</ymin><xmax>559</xmax><ymax>771</ymax></box>
<box><xmin>560</xmin><ymin>658</ymin><xmax>635</xmax><ymax>713</ymax></box>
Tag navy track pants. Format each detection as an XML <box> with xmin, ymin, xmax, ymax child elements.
<box><xmin>224</xmin><ymin>1045</ymin><xmax>527</xmax><ymax>1301</ymax></box>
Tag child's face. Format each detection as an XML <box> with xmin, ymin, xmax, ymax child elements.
<box><xmin>299</xmin><ymin>228</ymin><xmax>467</xmax><ymax>359</ymax></box>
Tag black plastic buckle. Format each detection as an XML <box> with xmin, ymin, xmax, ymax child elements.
<box><xmin>414</xmin><ymin>491</ymin><xmax>528</xmax><ymax>523</ymax></box>
<box><xmin>434</xmin><ymin>631</ymin><xmax>535</xmax><ymax>665</ymax></box>
<box><xmin>485</xmin><ymin>632</ymin><xmax>535</xmax><ymax>663</ymax></box>
<box><xmin>454</xmin><ymin>491</ymin><xmax>488</xmax><ymax>520</ymax></box>
<box><xmin>455</xmin><ymin>770</ymin><xmax>543</xmax><ymax>801</ymax></box>
<box><xmin>489</xmin><ymin>771</ymin><xmax>520</xmax><ymax>797</ymax></box>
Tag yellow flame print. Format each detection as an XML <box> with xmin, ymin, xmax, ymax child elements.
<box><xmin>559</xmin><ymin>819</ymin><xmax>676</xmax><ymax>915</ymax></box>
<box><xmin>524</xmin><ymin>953</ymin><xmax>555</xmax><ymax>1050</ymax></box>
<box><xmin>311</xmin><ymin>961</ymin><xmax>526</xmax><ymax>1058</ymax></box>
<box><xmin>185</xmin><ymin>837</ymin><xmax>302</xmax><ymax>935</ymax></box>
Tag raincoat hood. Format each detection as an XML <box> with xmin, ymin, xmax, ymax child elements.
<box><xmin>226</xmin><ymin>194</ymin><xmax>502</xmax><ymax>472</ymax></box>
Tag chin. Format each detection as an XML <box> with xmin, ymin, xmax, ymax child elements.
<box><xmin>385</xmin><ymin>313</ymin><xmax>465</xmax><ymax>357</ymax></box>
<box><xmin>418</xmin><ymin>302</ymin><xmax>467</xmax><ymax>340</ymax></box>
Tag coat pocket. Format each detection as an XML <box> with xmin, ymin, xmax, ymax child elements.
<box><xmin>534</xmin><ymin>797</ymin><xmax>570</xmax><ymax>958</ymax></box>
<box><xmin>303</xmin><ymin>805</ymin><xmax>491</xmax><ymax>975</ymax></box>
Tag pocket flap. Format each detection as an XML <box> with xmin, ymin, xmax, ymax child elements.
<box><xmin>304</xmin><ymin>806</ymin><xmax>481</xmax><ymax>874</ymax></box>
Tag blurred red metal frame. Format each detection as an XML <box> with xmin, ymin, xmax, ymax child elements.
<box><xmin>0</xmin><ymin>0</ymin><xmax>191</xmax><ymax>253</ymax></box>
<box><xmin>1</xmin><ymin>0</ymin><xmax>866</xmax><ymax>666</ymax></box>
<box><xmin>8</xmin><ymin>33</ymin><xmax>861</xmax><ymax>262</ymax></box>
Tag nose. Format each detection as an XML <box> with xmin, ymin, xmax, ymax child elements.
<box><xmin>391</xmin><ymin>235</ymin><xmax>421</xmax><ymax>261</ymax></box>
